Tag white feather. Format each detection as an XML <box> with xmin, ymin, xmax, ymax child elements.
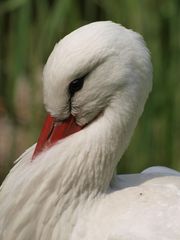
<box><xmin>0</xmin><ymin>21</ymin><xmax>179</xmax><ymax>240</ymax></box>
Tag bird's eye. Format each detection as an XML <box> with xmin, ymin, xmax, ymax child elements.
<box><xmin>68</xmin><ymin>76</ymin><xmax>85</xmax><ymax>97</ymax></box>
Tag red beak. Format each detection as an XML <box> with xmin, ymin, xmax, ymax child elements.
<box><xmin>32</xmin><ymin>114</ymin><xmax>82</xmax><ymax>160</ymax></box>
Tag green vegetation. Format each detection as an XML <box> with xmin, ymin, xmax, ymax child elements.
<box><xmin>0</xmin><ymin>0</ymin><xmax>180</xmax><ymax>182</ymax></box>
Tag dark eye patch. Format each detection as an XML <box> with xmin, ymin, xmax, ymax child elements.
<box><xmin>68</xmin><ymin>75</ymin><xmax>86</xmax><ymax>97</ymax></box>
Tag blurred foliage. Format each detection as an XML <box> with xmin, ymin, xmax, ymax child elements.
<box><xmin>0</xmin><ymin>0</ymin><xmax>180</xmax><ymax>183</ymax></box>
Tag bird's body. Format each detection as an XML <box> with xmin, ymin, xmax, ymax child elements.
<box><xmin>0</xmin><ymin>21</ymin><xmax>180</xmax><ymax>240</ymax></box>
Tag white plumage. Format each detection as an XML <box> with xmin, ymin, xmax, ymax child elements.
<box><xmin>0</xmin><ymin>21</ymin><xmax>180</xmax><ymax>240</ymax></box>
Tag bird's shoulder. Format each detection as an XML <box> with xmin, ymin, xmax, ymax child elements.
<box><xmin>80</xmin><ymin>170</ymin><xmax>180</xmax><ymax>240</ymax></box>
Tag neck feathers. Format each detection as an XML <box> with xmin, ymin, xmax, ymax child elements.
<box><xmin>0</xmin><ymin>88</ymin><xmax>146</xmax><ymax>240</ymax></box>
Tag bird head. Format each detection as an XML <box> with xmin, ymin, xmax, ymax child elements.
<box><xmin>33</xmin><ymin>21</ymin><xmax>152</xmax><ymax>159</ymax></box>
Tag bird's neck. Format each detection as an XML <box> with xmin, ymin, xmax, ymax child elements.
<box><xmin>41</xmin><ymin>89</ymin><xmax>143</xmax><ymax>199</ymax></box>
<box><xmin>28</xmin><ymin>89</ymin><xmax>143</xmax><ymax>240</ymax></box>
<box><xmin>7</xmin><ymin>89</ymin><xmax>145</xmax><ymax>239</ymax></box>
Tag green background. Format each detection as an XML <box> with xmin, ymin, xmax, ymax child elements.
<box><xmin>0</xmin><ymin>0</ymin><xmax>180</xmax><ymax>183</ymax></box>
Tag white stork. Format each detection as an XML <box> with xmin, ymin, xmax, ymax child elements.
<box><xmin>0</xmin><ymin>21</ymin><xmax>180</xmax><ymax>240</ymax></box>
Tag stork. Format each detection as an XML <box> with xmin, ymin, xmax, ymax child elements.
<box><xmin>0</xmin><ymin>21</ymin><xmax>180</xmax><ymax>240</ymax></box>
